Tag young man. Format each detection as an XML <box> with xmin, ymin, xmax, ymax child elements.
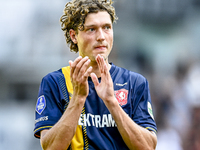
<box><xmin>34</xmin><ymin>0</ymin><xmax>157</xmax><ymax>149</ymax></box>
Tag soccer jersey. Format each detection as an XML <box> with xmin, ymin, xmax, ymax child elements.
<box><xmin>34</xmin><ymin>63</ymin><xmax>157</xmax><ymax>150</ymax></box>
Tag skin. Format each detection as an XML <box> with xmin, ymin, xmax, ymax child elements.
<box><xmin>70</xmin><ymin>11</ymin><xmax>113</xmax><ymax>76</ymax></box>
<box><xmin>40</xmin><ymin>11</ymin><xmax>157</xmax><ymax>150</ymax></box>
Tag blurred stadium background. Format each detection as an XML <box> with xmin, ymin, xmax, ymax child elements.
<box><xmin>0</xmin><ymin>0</ymin><xmax>200</xmax><ymax>149</ymax></box>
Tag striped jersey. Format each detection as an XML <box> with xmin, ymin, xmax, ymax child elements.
<box><xmin>34</xmin><ymin>63</ymin><xmax>157</xmax><ymax>150</ymax></box>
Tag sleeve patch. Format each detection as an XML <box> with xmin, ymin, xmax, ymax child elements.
<box><xmin>147</xmin><ymin>102</ymin><xmax>154</xmax><ymax>120</ymax></box>
<box><xmin>36</xmin><ymin>95</ymin><xmax>46</xmax><ymax>115</ymax></box>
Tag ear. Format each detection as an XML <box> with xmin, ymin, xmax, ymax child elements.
<box><xmin>69</xmin><ymin>29</ymin><xmax>77</xmax><ymax>44</ymax></box>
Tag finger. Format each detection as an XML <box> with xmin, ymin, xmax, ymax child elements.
<box><xmin>82</xmin><ymin>66</ymin><xmax>93</xmax><ymax>81</ymax></box>
<box><xmin>100</xmin><ymin>55</ymin><xmax>107</xmax><ymax>74</ymax></box>
<box><xmin>70</xmin><ymin>56</ymin><xmax>82</xmax><ymax>76</ymax></box>
<box><xmin>96</xmin><ymin>54</ymin><xmax>104</xmax><ymax>73</ymax></box>
<box><xmin>98</xmin><ymin>55</ymin><xmax>111</xmax><ymax>82</ymax></box>
<box><xmin>73</xmin><ymin>56</ymin><xmax>89</xmax><ymax>79</ymax></box>
<box><xmin>103</xmin><ymin>60</ymin><xmax>109</xmax><ymax>74</ymax></box>
<box><xmin>78</xmin><ymin>58</ymin><xmax>91</xmax><ymax>79</ymax></box>
<box><xmin>90</xmin><ymin>72</ymin><xmax>99</xmax><ymax>87</ymax></box>
<box><xmin>101</xmin><ymin>55</ymin><xmax>107</xmax><ymax>73</ymax></box>
<box><xmin>98</xmin><ymin>55</ymin><xmax>109</xmax><ymax>74</ymax></box>
<box><xmin>69</xmin><ymin>60</ymin><xmax>74</xmax><ymax>80</ymax></box>
<box><xmin>69</xmin><ymin>60</ymin><xmax>73</xmax><ymax>67</ymax></box>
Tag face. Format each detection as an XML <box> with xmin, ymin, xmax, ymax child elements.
<box><xmin>72</xmin><ymin>11</ymin><xmax>113</xmax><ymax>62</ymax></box>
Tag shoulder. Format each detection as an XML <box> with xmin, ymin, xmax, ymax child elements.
<box><xmin>42</xmin><ymin>69</ymin><xmax>63</xmax><ymax>82</ymax></box>
<box><xmin>39</xmin><ymin>69</ymin><xmax>65</xmax><ymax>90</ymax></box>
<box><xmin>112</xmin><ymin>64</ymin><xmax>147</xmax><ymax>84</ymax></box>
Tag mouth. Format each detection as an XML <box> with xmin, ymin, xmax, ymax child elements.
<box><xmin>94</xmin><ymin>45</ymin><xmax>107</xmax><ymax>50</ymax></box>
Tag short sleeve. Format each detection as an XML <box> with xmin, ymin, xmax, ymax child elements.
<box><xmin>34</xmin><ymin>74</ymin><xmax>64</xmax><ymax>138</ymax></box>
<box><xmin>132</xmin><ymin>79</ymin><xmax>157</xmax><ymax>134</ymax></box>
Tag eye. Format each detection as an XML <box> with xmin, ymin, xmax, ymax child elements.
<box><xmin>104</xmin><ymin>25</ymin><xmax>111</xmax><ymax>30</ymax></box>
<box><xmin>87</xmin><ymin>28</ymin><xmax>95</xmax><ymax>32</ymax></box>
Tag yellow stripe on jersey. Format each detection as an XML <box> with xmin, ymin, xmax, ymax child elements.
<box><xmin>62</xmin><ymin>66</ymin><xmax>85</xmax><ymax>150</ymax></box>
<box><xmin>34</xmin><ymin>126</ymin><xmax>53</xmax><ymax>137</ymax></box>
<box><xmin>145</xmin><ymin>127</ymin><xmax>157</xmax><ymax>134</ymax></box>
<box><xmin>62</xmin><ymin>66</ymin><xmax>73</xmax><ymax>99</ymax></box>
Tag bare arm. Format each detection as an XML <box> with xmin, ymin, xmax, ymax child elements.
<box><xmin>90</xmin><ymin>55</ymin><xmax>157</xmax><ymax>150</ymax></box>
<box><xmin>40</xmin><ymin>56</ymin><xmax>93</xmax><ymax>150</ymax></box>
<box><xmin>105</xmin><ymin>100</ymin><xmax>157</xmax><ymax>150</ymax></box>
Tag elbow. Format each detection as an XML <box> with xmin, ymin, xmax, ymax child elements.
<box><xmin>147</xmin><ymin>144</ymin><xmax>157</xmax><ymax>150</ymax></box>
<box><xmin>146</xmin><ymin>144</ymin><xmax>157</xmax><ymax>150</ymax></box>
<box><xmin>40</xmin><ymin>139</ymin><xmax>59</xmax><ymax>150</ymax></box>
<box><xmin>40</xmin><ymin>130</ymin><xmax>51</xmax><ymax>150</ymax></box>
<box><xmin>136</xmin><ymin>142</ymin><xmax>157</xmax><ymax>150</ymax></box>
<box><xmin>152</xmin><ymin>132</ymin><xmax>157</xmax><ymax>150</ymax></box>
<box><xmin>40</xmin><ymin>134</ymin><xmax>55</xmax><ymax>150</ymax></box>
<box><xmin>40</xmin><ymin>137</ymin><xmax>49</xmax><ymax>150</ymax></box>
<box><xmin>138</xmin><ymin>143</ymin><xmax>157</xmax><ymax>150</ymax></box>
<box><xmin>135</xmin><ymin>132</ymin><xmax>157</xmax><ymax>150</ymax></box>
<box><xmin>148</xmin><ymin>132</ymin><xmax>157</xmax><ymax>150</ymax></box>
<box><xmin>129</xmin><ymin>140</ymin><xmax>157</xmax><ymax>150</ymax></box>
<box><xmin>40</xmin><ymin>136</ymin><xmax>70</xmax><ymax>150</ymax></box>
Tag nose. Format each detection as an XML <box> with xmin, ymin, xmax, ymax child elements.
<box><xmin>96</xmin><ymin>28</ymin><xmax>105</xmax><ymax>41</ymax></box>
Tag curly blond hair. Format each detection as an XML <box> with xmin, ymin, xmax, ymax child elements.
<box><xmin>60</xmin><ymin>0</ymin><xmax>118</xmax><ymax>53</ymax></box>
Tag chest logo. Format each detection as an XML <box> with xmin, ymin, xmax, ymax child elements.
<box><xmin>115</xmin><ymin>89</ymin><xmax>128</xmax><ymax>106</ymax></box>
<box><xmin>36</xmin><ymin>95</ymin><xmax>46</xmax><ymax>115</ymax></box>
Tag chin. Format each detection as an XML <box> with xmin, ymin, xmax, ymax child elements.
<box><xmin>89</xmin><ymin>56</ymin><xmax>97</xmax><ymax>62</ymax></box>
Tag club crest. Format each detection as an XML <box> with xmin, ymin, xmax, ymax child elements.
<box><xmin>36</xmin><ymin>95</ymin><xmax>46</xmax><ymax>115</ymax></box>
<box><xmin>115</xmin><ymin>89</ymin><xmax>128</xmax><ymax>106</ymax></box>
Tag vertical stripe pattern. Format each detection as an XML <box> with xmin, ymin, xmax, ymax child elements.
<box><xmin>62</xmin><ymin>66</ymin><xmax>89</xmax><ymax>150</ymax></box>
